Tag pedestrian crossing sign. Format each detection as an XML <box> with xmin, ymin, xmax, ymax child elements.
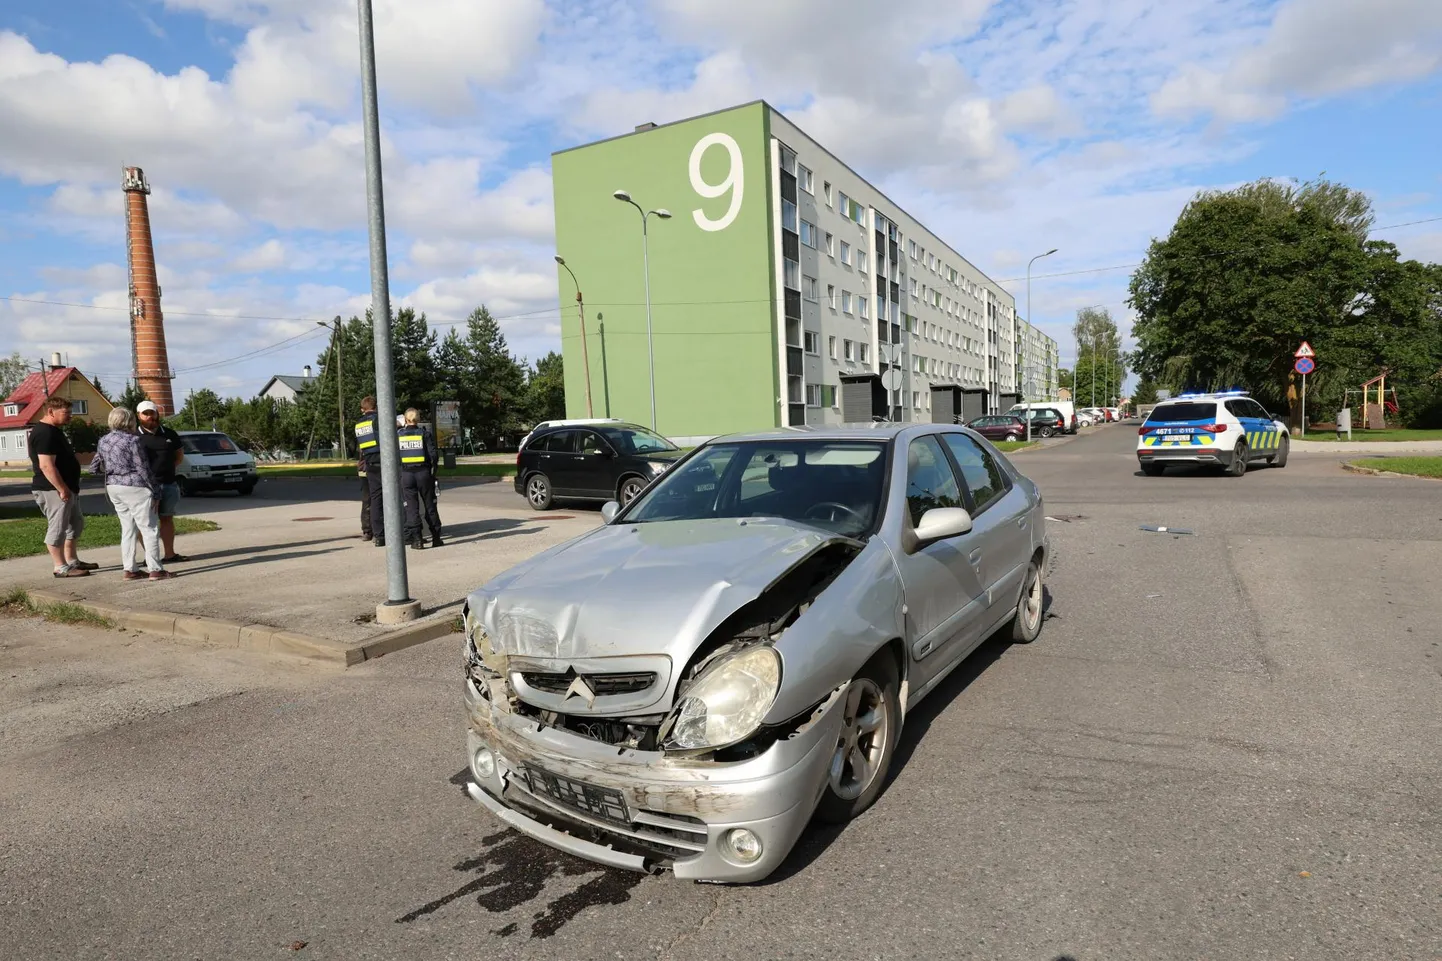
<box><xmin>1295</xmin><ymin>341</ymin><xmax>1315</xmax><ymax>359</ymax></box>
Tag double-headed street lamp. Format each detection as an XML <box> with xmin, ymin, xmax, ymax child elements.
<box><xmin>554</xmin><ymin>256</ymin><xmax>594</xmax><ymax>418</ymax></box>
<box><xmin>1024</xmin><ymin>248</ymin><xmax>1058</xmax><ymax>442</ymax></box>
<box><xmin>613</xmin><ymin>190</ymin><xmax>671</xmax><ymax>431</ymax></box>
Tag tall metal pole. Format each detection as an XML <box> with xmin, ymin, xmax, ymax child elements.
<box><xmin>556</xmin><ymin>258</ymin><xmax>593</xmax><ymax>417</ymax></box>
<box><xmin>641</xmin><ymin>214</ymin><xmax>656</xmax><ymax>431</ymax></box>
<box><xmin>356</xmin><ymin>0</ymin><xmax>412</xmax><ymax>616</ymax></box>
<box><xmin>1024</xmin><ymin>248</ymin><xmax>1056</xmax><ymax>443</ymax></box>
<box><xmin>335</xmin><ymin>320</ymin><xmax>345</xmax><ymax>458</ymax></box>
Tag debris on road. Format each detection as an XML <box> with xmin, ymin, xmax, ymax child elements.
<box><xmin>1140</xmin><ymin>524</ymin><xmax>1194</xmax><ymax>535</ymax></box>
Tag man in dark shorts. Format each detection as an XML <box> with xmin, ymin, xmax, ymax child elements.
<box><xmin>136</xmin><ymin>400</ymin><xmax>187</xmax><ymax>563</ymax></box>
<box><xmin>28</xmin><ymin>396</ymin><xmax>98</xmax><ymax>577</ymax></box>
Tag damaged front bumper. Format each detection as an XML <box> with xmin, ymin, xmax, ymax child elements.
<box><xmin>463</xmin><ymin>673</ymin><xmax>848</xmax><ymax>883</ymax></box>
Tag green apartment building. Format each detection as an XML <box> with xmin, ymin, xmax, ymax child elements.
<box><xmin>552</xmin><ymin>101</ymin><xmax>1059</xmax><ymax>441</ymax></box>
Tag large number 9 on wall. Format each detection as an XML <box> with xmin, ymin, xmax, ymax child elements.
<box><xmin>689</xmin><ymin>133</ymin><xmax>744</xmax><ymax>232</ymax></box>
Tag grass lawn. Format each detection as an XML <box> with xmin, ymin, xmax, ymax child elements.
<box><xmin>1</xmin><ymin>587</ymin><xmax>114</xmax><ymax>627</ymax></box>
<box><xmin>0</xmin><ymin>470</ymin><xmax>32</xmax><ymax>478</ymax></box>
<box><xmin>1350</xmin><ymin>456</ymin><xmax>1442</xmax><ymax>478</ymax></box>
<box><xmin>258</xmin><ymin>463</ymin><xmax>513</xmax><ymax>478</ymax></box>
<box><xmin>1296</xmin><ymin>429</ymin><xmax>1442</xmax><ymax>442</ymax></box>
<box><xmin>994</xmin><ymin>440</ymin><xmax>1040</xmax><ymax>453</ymax></box>
<box><xmin>0</xmin><ymin>509</ymin><xmax>220</xmax><ymax>560</ymax></box>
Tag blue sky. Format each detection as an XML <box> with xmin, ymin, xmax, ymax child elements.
<box><xmin>2</xmin><ymin>0</ymin><xmax>1440</xmax><ymax>402</ymax></box>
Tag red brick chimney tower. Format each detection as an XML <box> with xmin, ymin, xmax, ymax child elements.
<box><xmin>123</xmin><ymin>166</ymin><xmax>175</xmax><ymax>416</ymax></box>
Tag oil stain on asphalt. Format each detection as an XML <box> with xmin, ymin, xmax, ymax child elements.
<box><xmin>396</xmin><ymin>772</ymin><xmax>643</xmax><ymax>938</ymax></box>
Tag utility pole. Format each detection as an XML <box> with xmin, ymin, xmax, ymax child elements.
<box><xmin>319</xmin><ymin>317</ymin><xmax>346</xmax><ymax>458</ymax></box>
<box><xmin>555</xmin><ymin>257</ymin><xmax>593</xmax><ymax>417</ymax></box>
<box><xmin>1024</xmin><ymin>248</ymin><xmax>1057</xmax><ymax>443</ymax></box>
<box><xmin>356</xmin><ymin>0</ymin><xmax>416</xmax><ymax>624</ymax></box>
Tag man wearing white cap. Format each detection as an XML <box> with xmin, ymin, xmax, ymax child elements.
<box><xmin>136</xmin><ymin>400</ymin><xmax>187</xmax><ymax>563</ymax></box>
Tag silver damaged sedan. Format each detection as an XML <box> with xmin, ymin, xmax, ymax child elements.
<box><xmin>462</xmin><ymin>424</ymin><xmax>1047</xmax><ymax>882</ymax></box>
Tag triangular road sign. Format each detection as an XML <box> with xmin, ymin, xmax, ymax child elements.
<box><xmin>1295</xmin><ymin>341</ymin><xmax>1315</xmax><ymax>359</ymax></box>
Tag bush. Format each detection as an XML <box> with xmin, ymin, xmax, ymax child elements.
<box><xmin>62</xmin><ymin>419</ymin><xmax>109</xmax><ymax>453</ymax></box>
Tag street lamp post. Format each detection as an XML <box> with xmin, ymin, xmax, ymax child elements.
<box><xmin>554</xmin><ymin>256</ymin><xmax>593</xmax><ymax>418</ymax></box>
<box><xmin>1025</xmin><ymin>248</ymin><xmax>1058</xmax><ymax>443</ymax></box>
<box><xmin>318</xmin><ymin>318</ymin><xmax>345</xmax><ymax>457</ymax></box>
<box><xmin>613</xmin><ymin>190</ymin><xmax>671</xmax><ymax>432</ymax></box>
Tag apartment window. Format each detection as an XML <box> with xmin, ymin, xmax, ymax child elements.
<box><xmin>909</xmin><ymin>278</ymin><xmax>918</xmax><ymax>297</ymax></box>
<box><xmin>831</xmin><ymin>383</ymin><xmax>841</xmax><ymax>408</ymax></box>
<box><xmin>71</xmin><ymin>399</ymin><xmax>88</xmax><ymax>415</ymax></box>
<box><xmin>784</xmin><ymin>258</ymin><xmax>799</xmax><ymax>290</ymax></box>
<box><xmin>800</xmin><ymin>220</ymin><xmax>817</xmax><ymax>248</ymax></box>
<box><xmin>804</xmin><ymin>330</ymin><xmax>820</xmax><ymax>355</ymax></box>
<box><xmin>841</xmin><ymin>290</ymin><xmax>853</xmax><ymax>314</ymax></box>
<box><xmin>827</xmin><ymin>284</ymin><xmax>836</xmax><ymax>308</ymax></box>
<box><xmin>858</xmin><ymin>251</ymin><xmax>868</xmax><ymax>273</ymax></box>
<box><xmin>911</xmin><ymin>391</ymin><xmax>921</xmax><ymax>410</ymax></box>
<box><xmin>840</xmin><ymin>241</ymin><xmax>851</xmax><ymax>266</ymax></box>
<box><xmin>837</xmin><ymin>191</ymin><xmax>849</xmax><ymax>216</ymax></box>
<box><xmin>844</xmin><ymin>339</ymin><xmax>855</xmax><ymax>362</ymax></box>
<box><xmin>806</xmin><ymin>383</ymin><xmax>823</xmax><ymax>408</ymax></box>
<box><xmin>824</xmin><ymin>233</ymin><xmax>835</xmax><ymax>257</ymax></box>
<box><xmin>828</xmin><ymin>335</ymin><xmax>837</xmax><ymax>359</ymax></box>
<box><xmin>0</xmin><ymin>435</ymin><xmax>6</xmax><ymax>450</ymax></box>
<box><xmin>802</xmin><ymin>275</ymin><xmax>819</xmax><ymax>302</ymax></box>
<box><xmin>782</xmin><ymin>199</ymin><xmax>798</xmax><ymax>232</ymax></box>
<box><xmin>2</xmin><ymin>404</ymin><xmax>16</xmax><ymax>417</ymax></box>
<box><xmin>858</xmin><ymin>296</ymin><xmax>868</xmax><ymax>319</ymax></box>
<box><xmin>797</xmin><ymin>164</ymin><xmax>814</xmax><ymax>194</ymax></box>
<box><xmin>823</xmin><ymin>181</ymin><xmax>832</xmax><ymax>206</ymax></box>
<box><xmin>859</xmin><ymin>344</ymin><xmax>870</xmax><ymax>364</ymax></box>
<box><xmin>915</xmin><ymin>355</ymin><xmax>925</xmax><ymax>374</ymax></box>
<box><xmin>850</xmin><ymin>201</ymin><xmax>865</xmax><ymax>225</ymax></box>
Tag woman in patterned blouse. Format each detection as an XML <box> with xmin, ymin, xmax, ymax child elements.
<box><xmin>90</xmin><ymin>407</ymin><xmax>174</xmax><ymax>581</ymax></box>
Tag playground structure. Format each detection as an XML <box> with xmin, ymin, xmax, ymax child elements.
<box><xmin>1343</xmin><ymin>370</ymin><xmax>1400</xmax><ymax>430</ymax></box>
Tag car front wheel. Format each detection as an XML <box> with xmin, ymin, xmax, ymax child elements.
<box><xmin>1011</xmin><ymin>556</ymin><xmax>1044</xmax><ymax>643</ymax></box>
<box><xmin>815</xmin><ymin>652</ymin><xmax>900</xmax><ymax>824</ymax></box>
<box><xmin>1271</xmin><ymin>436</ymin><xmax>1289</xmax><ymax>468</ymax></box>
<box><xmin>525</xmin><ymin>473</ymin><xmax>553</xmax><ymax>511</ymax></box>
<box><xmin>618</xmin><ymin>475</ymin><xmax>646</xmax><ymax>505</ymax></box>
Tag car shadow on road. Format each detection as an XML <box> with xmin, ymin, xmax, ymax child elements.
<box><xmin>762</xmin><ymin>586</ymin><xmax>1057</xmax><ymax>885</ymax></box>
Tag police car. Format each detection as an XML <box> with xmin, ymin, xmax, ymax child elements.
<box><xmin>1137</xmin><ymin>391</ymin><xmax>1290</xmax><ymax>476</ymax></box>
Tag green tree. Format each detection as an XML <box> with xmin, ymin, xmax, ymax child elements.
<box><xmin>91</xmin><ymin>376</ymin><xmax>114</xmax><ymax>403</ymax></box>
<box><xmin>116</xmin><ymin>380</ymin><xmax>149</xmax><ymax>411</ymax></box>
<box><xmin>527</xmin><ymin>351</ymin><xmax>566</xmax><ymax>423</ymax></box>
<box><xmin>392</xmin><ymin>307</ymin><xmax>439</xmax><ymax>410</ymax></box>
<box><xmin>0</xmin><ymin>352</ymin><xmax>29</xmax><ymax>396</ymax></box>
<box><xmin>1072</xmin><ymin>307</ymin><xmax>1126</xmax><ymax>407</ymax></box>
<box><xmin>1129</xmin><ymin>176</ymin><xmax>1378</xmax><ymax>420</ymax></box>
<box><xmin>170</xmin><ymin>388</ymin><xmax>226</xmax><ymax>429</ymax></box>
<box><xmin>1057</xmin><ymin>368</ymin><xmax>1074</xmax><ymax>391</ymax></box>
<box><xmin>462</xmin><ymin>306</ymin><xmax>528</xmax><ymax>448</ymax></box>
<box><xmin>1132</xmin><ymin>378</ymin><xmax>1160</xmax><ymax>406</ymax></box>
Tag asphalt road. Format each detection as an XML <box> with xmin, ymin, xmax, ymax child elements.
<box><xmin>2</xmin><ymin>427</ymin><xmax>1438</xmax><ymax>961</ymax></box>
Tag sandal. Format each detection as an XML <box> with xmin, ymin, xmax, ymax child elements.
<box><xmin>161</xmin><ymin>554</ymin><xmax>190</xmax><ymax>563</ymax></box>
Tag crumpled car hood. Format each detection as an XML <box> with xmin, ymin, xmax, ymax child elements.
<box><xmin>472</xmin><ymin>517</ymin><xmax>852</xmax><ymax>668</ymax></box>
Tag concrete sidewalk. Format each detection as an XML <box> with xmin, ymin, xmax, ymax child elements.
<box><xmin>0</xmin><ymin>483</ymin><xmax>598</xmax><ymax>664</ymax></box>
<box><xmin>1291</xmin><ymin>439</ymin><xmax>1442</xmax><ymax>454</ymax></box>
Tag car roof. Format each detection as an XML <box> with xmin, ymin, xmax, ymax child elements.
<box><xmin>708</xmin><ymin>423</ymin><xmax>988</xmax><ymax>444</ymax></box>
<box><xmin>1156</xmin><ymin>391</ymin><xmax>1251</xmax><ymax>403</ymax></box>
<box><xmin>177</xmin><ymin>430</ymin><xmax>229</xmax><ymax>435</ymax></box>
<box><xmin>536</xmin><ymin>421</ymin><xmax>645</xmax><ymax>434</ymax></box>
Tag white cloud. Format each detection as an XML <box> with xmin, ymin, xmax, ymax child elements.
<box><xmin>1153</xmin><ymin>0</ymin><xmax>1442</xmax><ymax>122</ymax></box>
<box><xmin>232</xmin><ymin>239</ymin><xmax>289</xmax><ymax>272</ymax></box>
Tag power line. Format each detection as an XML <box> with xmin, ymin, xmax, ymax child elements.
<box><xmin>997</xmin><ymin>215</ymin><xmax>1442</xmax><ymax>285</ymax></box>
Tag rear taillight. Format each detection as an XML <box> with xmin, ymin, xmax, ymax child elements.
<box><xmin>1202</xmin><ymin>424</ymin><xmax>1228</xmax><ymax>433</ymax></box>
<box><xmin>1139</xmin><ymin>425</ymin><xmax>1152</xmax><ymax>435</ymax></box>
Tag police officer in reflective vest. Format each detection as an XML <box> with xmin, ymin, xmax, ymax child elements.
<box><xmin>398</xmin><ymin>407</ymin><xmax>443</xmax><ymax>549</ymax></box>
<box><xmin>354</xmin><ymin>396</ymin><xmax>386</xmax><ymax>547</ymax></box>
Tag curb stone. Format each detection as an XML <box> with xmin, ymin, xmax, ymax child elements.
<box><xmin>26</xmin><ymin>589</ymin><xmax>457</xmax><ymax>667</ymax></box>
<box><xmin>1341</xmin><ymin>462</ymin><xmax>1441</xmax><ymax>481</ymax></box>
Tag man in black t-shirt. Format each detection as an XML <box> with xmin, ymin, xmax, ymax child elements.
<box><xmin>28</xmin><ymin>396</ymin><xmax>98</xmax><ymax>577</ymax></box>
<box><xmin>136</xmin><ymin>400</ymin><xmax>188</xmax><ymax>562</ymax></box>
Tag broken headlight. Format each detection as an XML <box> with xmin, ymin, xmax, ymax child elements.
<box><xmin>664</xmin><ymin>646</ymin><xmax>780</xmax><ymax>752</ymax></box>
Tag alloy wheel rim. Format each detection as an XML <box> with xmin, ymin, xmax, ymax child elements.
<box><xmin>828</xmin><ymin>678</ymin><xmax>888</xmax><ymax>801</ymax></box>
<box><xmin>621</xmin><ymin>480</ymin><xmax>643</xmax><ymax>503</ymax></box>
<box><xmin>1023</xmin><ymin>564</ymin><xmax>1042</xmax><ymax>629</ymax></box>
<box><xmin>527</xmin><ymin>478</ymin><xmax>546</xmax><ymax>505</ymax></box>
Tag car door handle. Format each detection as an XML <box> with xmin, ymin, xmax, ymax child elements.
<box><xmin>1016</xmin><ymin>516</ymin><xmax>1028</xmax><ymax>529</ymax></box>
<box><xmin>968</xmin><ymin>549</ymin><xmax>982</xmax><ymax>566</ymax></box>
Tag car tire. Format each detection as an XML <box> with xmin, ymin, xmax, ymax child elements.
<box><xmin>814</xmin><ymin>651</ymin><xmax>900</xmax><ymax>825</ymax></box>
<box><xmin>1141</xmin><ymin>462</ymin><xmax>1165</xmax><ymax>476</ymax></box>
<box><xmin>1271</xmin><ymin>436</ymin><xmax>1289</xmax><ymax>468</ymax></box>
<box><xmin>238</xmin><ymin>482</ymin><xmax>256</xmax><ymax>496</ymax></box>
<box><xmin>1038</xmin><ymin>426</ymin><xmax>1054</xmax><ymax>438</ymax></box>
<box><xmin>1005</xmin><ymin>432</ymin><xmax>1021</xmax><ymax>442</ymax></box>
<box><xmin>1228</xmin><ymin>442</ymin><xmax>1248</xmax><ymax>477</ymax></box>
<box><xmin>177</xmin><ymin>477</ymin><xmax>192</xmax><ymax>497</ymax></box>
<box><xmin>524</xmin><ymin>472</ymin><xmax>553</xmax><ymax>511</ymax></box>
<box><xmin>1010</xmin><ymin>555</ymin><xmax>1045</xmax><ymax>643</ymax></box>
<box><xmin>618</xmin><ymin>475</ymin><xmax>647</xmax><ymax>506</ymax></box>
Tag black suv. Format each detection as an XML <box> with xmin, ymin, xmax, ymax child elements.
<box><xmin>515</xmin><ymin>422</ymin><xmax>686</xmax><ymax>511</ymax></box>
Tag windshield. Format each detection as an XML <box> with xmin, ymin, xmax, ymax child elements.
<box><xmin>181</xmin><ymin>433</ymin><xmax>239</xmax><ymax>454</ymax></box>
<box><xmin>624</xmin><ymin>440</ymin><xmax>889</xmax><ymax>538</ymax></box>
<box><xmin>1146</xmin><ymin>402</ymin><xmax>1216</xmax><ymax>422</ymax></box>
<box><xmin>598</xmin><ymin>425</ymin><xmax>678</xmax><ymax>455</ymax></box>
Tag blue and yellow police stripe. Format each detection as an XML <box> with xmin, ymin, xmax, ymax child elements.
<box><xmin>1243</xmin><ymin>430</ymin><xmax>1282</xmax><ymax>450</ymax></box>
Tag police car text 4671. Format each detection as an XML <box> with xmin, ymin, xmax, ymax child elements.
<box><xmin>1137</xmin><ymin>392</ymin><xmax>1290</xmax><ymax>476</ymax></box>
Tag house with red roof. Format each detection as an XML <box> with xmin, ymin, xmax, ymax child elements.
<box><xmin>0</xmin><ymin>366</ymin><xmax>114</xmax><ymax>467</ymax></box>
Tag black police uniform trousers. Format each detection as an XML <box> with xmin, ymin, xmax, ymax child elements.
<box><xmin>402</xmin><ymin>468</ymin><xmax>441</xmax><ymax>542</ymax></box>
<box><xmin>359</xmin><ymin>470</ymin><xmax>373</xmax><ymax>537</ymax></box>
<box><xmin>363</xmin><ymin>456</ymin><xmax>385</xmax><ymax>541</ymax></box>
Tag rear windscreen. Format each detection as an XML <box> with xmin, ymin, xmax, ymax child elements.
<box><xmin>1146</xmin><ymin>403</ymin><xmax>1216</xmax><ymax>422</ymax></box>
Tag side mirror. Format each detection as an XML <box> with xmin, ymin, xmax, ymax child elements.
<box><xmin>600</xmin><ymin>501</ymin><xmax>621</xmax><ymax>524</ymax></box>
<box><xmin>914</xmin><ymin>506</ymin><xmax>973</xmax><ymax>543</ymax></box>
